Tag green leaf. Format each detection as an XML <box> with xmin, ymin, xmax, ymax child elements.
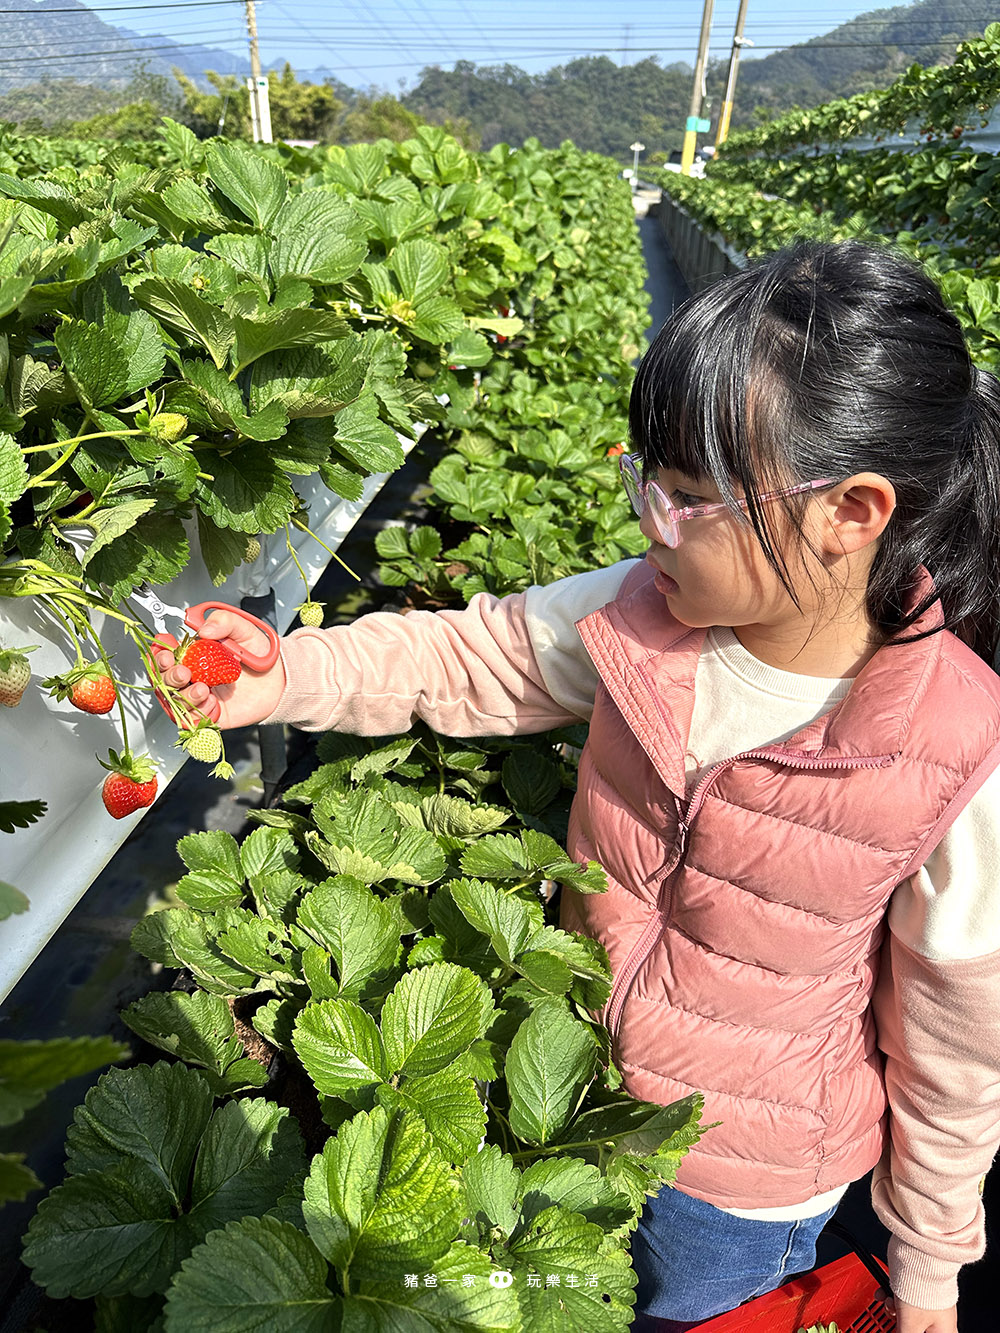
<box><xmin>377</xmin><ymin>1063</ymin><xmax>486</xmax><ymax>1164</ymax></box>
<box><xmin>406</xmin><ymin>795</ymin><xmax>510</xmax><ymax>840</ymax></box>
<box><xmin>292</xmin><ymin>998</ymin><xmax>388</xmax><ymax>1103</ymax></box>
<box><xmin>54</xmin><ymin>320</ymin><xmax>130</xmax><ymax>409</ymax></box>
<box><xmin>0</xmin><ymin>880</ymin><xmax>30</xmax><ymax>919</ymax></box>
<box><xmin>131</xmin><ymin>908</ymin><xmax>260</xmax><ymax>996</ymax></box>
<box><xmin>80</xmin><ymin>499</ymin><xmax>158</xmax><ymax>567</ymax></box>
<box><xmin>380</xmin><ymin>963</ymin><xmax>495</xmax><ymax>1080</ymax></box>
<box><xmin>85</xmin><ymin>509</ymin><xmax>189</xmax><ymax>604</ymax></box>
<box><xmin>240</xmin><ymin>826</ymin><xmax>299</xmax><ymax>881</ymax></box>
<box><xmin>131</xmin><ymin>277</ymin><xmax>235</xmax><ymax>369</ymax></box>
<box><xmin>0</xmin><ymin>172</ymin><xmax>92</xmax><ymax>228</ymax></box>
<box><xmin>269</xmin><ymin>192</ymin><xmax>368</xmax><ymax>284</ymax></box>
<box><xmin>195</xmin><ymin>444</ymin><xmax>297</xmax><ymax>533</ymax></box>
<box><xmin>0</xmin><ymin>798</ymin><xmax>46</xmax><ymax>834</ymax></box>
<box><xmin>449</xmin><ymin>877</ymin><xmax>545</xmax><ymax>967</ymax></box>
<box><xmin>93</xmin><ymin>1290</ymin><xmax>165</xmax><ymax>1333</ymax></box>
<box><xmin>206</xmin><ymin>144</ymin><xmax>288</xmax><ymax>231</ymax></box>
<box><xmin>461</xmin><ymin>1142</ymin><xmax>521</xmax><ymax>1240</ymax></box>
<box><xmin>502</xmin><ymin>749</ymin><xmax>562</xmax><ymax>814</ymax></box>
<box><xmin>0</xmin><ymin>433</ymin><xmax>28</xmax><ymax>515</ymax></box>
<box><xmin>196</xmin><ymin>510</ymin><xmax>251</xmax><ymax>586</ymax></box>
<box><xmin>0</xmin><ymin>1036</ymin><xmax>128</xmax><ymax>1127</ymax></box>
<box><xmin>460</xmin><ymin>831</ymin><xmax>607</xmax><ymax>892</ymax></box>
<box><xmin>518</xmin><ymin>927</ymin><xmax>612</xmax><ymax>1008</ymax></box>
<box><xmin>331</xmin><ymin>391</ymin><xmax>405</xmax><ymax>474</ymax></box>
<box><xmin>410</xmin><ymin>295</ymin><xmax>468</xmax><ymax>345</ymax></box>
<box><xmin>65</xmin><ymin>1062</ymin><xmax>212</xmax><ymax>1189</ymax></box>
<box><xmin>0</xmin><ymin>274</ymin><xmax>33</xmax><ymax>319</ymax></box>
<box><xmin>391</xmin><ymin>238</ymin><xmax>450</xmax><ymax>305</ymax></box>
<box><xmin>163</xmin><ymin>1217</ymin><xmax>336</xmax><ymax>1333</ymax></box>
<box><xmin>187</xmin><ymin>1097</ymin><xmax>305</xmax><ymax>1236</ymax></box>
<box><xmin>348</xmin><ymin>1240</ymin><xmax>519</xmax><ymax>1328</ymax></box>
<box><xmin>216</xmin><ymin>914</ymin><xmax>296</xmax><ymax>984</ymax></box>
<box><xmin>23</xmin><ymin>1164</ymin><xmax>181</xmax><ymax>1299</ymax></box>
<box><xmin>296</xmin><ymin>876</ymin><xmax>401</xmax><ymax>1002</ymax></box>
<box><xmin>26</xmin><ymin>1065</ymin><xmax>305</xmax><ymax>1300</ymax></box>
<box><xmin>310</xmin><ymin>789</ymin><xmax>446</xmax><ymax>886</ymax></box>
<box><xmin>506</xmin><ymin>1204</ymin><xmax>636</xmax><ymax>1330</ymax></box>
<box><xmin>517</xmin><ymin>1158</ymin><xmax>634</xmax><ymax>1232</ymax></box>
<box><xmin>0</xmin><ymin>1151</ymin><xmax>41</xmax><ymax>1203</ymax></box>
<box><xmin>301</xmin><ymin>1104</ymin><xmax>462</xmax><ymax>1280</ymax></box>
<box><xmin>447</xmin><ymin>327</ymin><xmax>493</xmax><ymax>367</ymax></box>
<box><xmin>231</xmin><ymin>308</ymin><xmax>349</xmax><ymax>376</ymax></box>
<box><xmin>119</xmin><ymin>992</ymin><xmax>267</xmax><ymax>1094</ymax></box>
<box><xmin>505</xmin><ymin>1003</ymin><xmax>598</xmax><ymax>1145</ymax></box>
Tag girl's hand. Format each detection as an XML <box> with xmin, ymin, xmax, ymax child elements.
<box><xmin>881</xmin><ymin>1291</ymin><xmax>958</xmax><ymax>1333</ymax></box>
<box><xmin>151</xmin><ymin>608</ymin><xmax>287</xmax><ymax>731</ymax></box>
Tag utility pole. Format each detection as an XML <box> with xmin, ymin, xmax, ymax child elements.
<box><xmin>715</xmin><ymin>0</ymin><xmax>752</xmax><ymax>149</ymax></box>
<box><xmin>681</xmin><ymin>0</ymin><xmax>715</xmax><ymax>176</ymax></box>
<box><xmin>243</xmin><ymin>0</ymin><xmax>272</xmax><ymax>143</ymax></box>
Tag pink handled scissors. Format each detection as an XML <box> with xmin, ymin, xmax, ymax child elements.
<box><xmin>181</xmin><ymin>602</ymin><xmax>281</xmax><ymax>672</ymax></box>
<box><xmin>129</xmin><ymin>580</ymin><xmax>281</xmax><ymax>673</ymax></box>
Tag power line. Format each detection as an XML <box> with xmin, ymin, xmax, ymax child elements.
<box><xmin>0</xmin><ymin>0</ymin><xmax>243</xmax><ymax>9</ymax></box>
<box><xmin>0</xmin><ymin>38</ymin><xmax>246</xmax><ymax>68</ymax></box>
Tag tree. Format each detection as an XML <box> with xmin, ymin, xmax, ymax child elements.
<box><xmin>339</xmin><ymin>93</ymin><xmax>477</xmax><ymax>148</ymax></box>
<box><xmin>173</xmin><ymin>64</ymin><xmax>342</xmax><ymax>141</ymax></box>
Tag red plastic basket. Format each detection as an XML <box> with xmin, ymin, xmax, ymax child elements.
<box><xmin>692</xmin><ymin>1251</ymin><xmax>897</xmax><ymax>1332</ymax></box>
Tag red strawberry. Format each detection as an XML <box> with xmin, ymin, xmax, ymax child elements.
<box><xmin>180</xmin><ymin>639</ymin><xmax>241</xmax><ymax>687</ymax></box>
<box><xmin>44</xmin><ymin>663</ymin><xmax>117</xmax><ymax>715</ymax></box>
<box><xmin>71</xmin><ymin>673</ymin><xmax>117</xmax><ymax>714</ymax></box>
<box><xmin>98</xmin><ymin>749</ymin><xmax>158</xmax><ymax>819</ymax></box>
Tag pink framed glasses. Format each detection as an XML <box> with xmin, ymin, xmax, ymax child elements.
<box><xmin>619</xmin><ymin>453</ymin><xmax>837</xmax><ymax>549</ymax></box>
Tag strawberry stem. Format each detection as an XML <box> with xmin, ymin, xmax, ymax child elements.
<box><xmin>289</xmin><ymin>515</ymin><xmax>361</xmax><ymax>582</ymax></box>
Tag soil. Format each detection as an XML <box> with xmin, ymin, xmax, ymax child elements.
<box><xmin>229</xmin><ymin>994</ymin><xmax>278</xmax><ymax>1070</ymax></box>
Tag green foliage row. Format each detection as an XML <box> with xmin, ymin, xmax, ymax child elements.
<box><xmin>8</xmin><ymin>126</ymin><xmax>703</xmax><ymax>1330</ymax></box>
<box><xmin>0</xmin><ymin>119</ymin><xmax>532</xmax><ymax>612</ymax></box>
<box><xmin>719</xmin><ymin>22</ymin><xmax>1000</xmax><ymax>160</ymax></box>
<box><xmin>708</xmin><ymin>142</ymin><xmax>1000</xmax><ymax>268</ymax></box>
<box><xmin>653</xmin><ymin>164</ymin><xmax>1000</xmax><ymax>379</ymax></box>
<box><xmin>377</xmin><ymin>141</ymin><xmax>650</xmax><ymax>600</ymax></box>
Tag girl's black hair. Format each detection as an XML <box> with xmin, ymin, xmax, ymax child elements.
<box><xmin>629</xmin><ymin>238</ymin><xmax>1000</xmax><ymax>667</ymax></box>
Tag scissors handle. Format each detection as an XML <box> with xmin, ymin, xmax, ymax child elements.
<box><xmin>184</xmin><ymin>602</ymin><xmax>281</xmax><ymax>673</ymax></box>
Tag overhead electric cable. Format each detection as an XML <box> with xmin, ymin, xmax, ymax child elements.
<box><xmin>0</xmin><ymin>0</ymin><xmax>244</xmax><ymax>10</ymax></box>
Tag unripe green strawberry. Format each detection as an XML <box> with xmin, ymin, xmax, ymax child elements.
<box><xmin>297</xmin><ymin>601</ymin><xmax>325</xmax><ymax>627</ymax></box>
<box><xmin>149</xmin><ymin>412</ymin><xmax>189</xmax><ymax>442</ymax></box>
<box><xmin>179</xmin><ymin>724</ymin><xmax>223</xmax><ymax>764</ymax></box>
<box><xmin>243</xmin><ymin>536</ymin><xmax>262</xmax><ymax>563</ymax></box>
<box><xmin>0</xmin><ymin>645</ymin><xmax>39</xmax><ymax>707</ymax></box>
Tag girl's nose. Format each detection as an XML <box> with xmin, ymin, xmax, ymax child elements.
<box><xmin>639</xmin><ymin>507</ymin><xmax>670</xmax><ymax>548</ymax></box>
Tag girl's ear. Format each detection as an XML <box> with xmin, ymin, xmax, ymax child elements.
<box><xmin>817</xmin><ymin>473</ymin><xmax>896</xmax><ymax>556</ymax></box>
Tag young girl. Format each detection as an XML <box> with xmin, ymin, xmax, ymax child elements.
<box><xmin>154</xmin><ymin>240</ymin><xmax>1000</xmax><ymax>1333</ymax></box>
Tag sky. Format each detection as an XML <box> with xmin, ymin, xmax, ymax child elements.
<box><xmin>24</xmin><ymin>0</ymin><xmax>985</xmax><ymax>93</ymax></box>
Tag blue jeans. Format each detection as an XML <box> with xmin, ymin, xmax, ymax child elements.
<box><xmin>629</xmin><ymin>1184</ymin><xmax>839</xmax><ymax>1327</ymax></box>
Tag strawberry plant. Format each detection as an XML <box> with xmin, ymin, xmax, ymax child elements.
<box><xmin>21</xmin><ymin>723</ymin><xmax>707</xmax><ymax>1328</ymax></box>
<box><xmin>718</xmin><ymin>24</ymin><xmax>1000</xmax><ymax>159</ymax></box>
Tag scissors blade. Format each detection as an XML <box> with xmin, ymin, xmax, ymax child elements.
<box><xmin>127</xmin><ymin>582</ymin><xmax>188</xmax><ymax>637</ymax></box>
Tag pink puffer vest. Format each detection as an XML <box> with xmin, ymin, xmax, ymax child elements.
<box><xmin>558</xmin><ymin>561</ymin><xmax>1000</xmax><ymax>1208</ymax></box>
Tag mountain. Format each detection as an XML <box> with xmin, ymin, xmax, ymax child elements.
<box><xmin>730</xmin><ymin>0</ymin><xmax>1000</xmax><ymax>120</ymax></box>
<box><xmin>401</xmin><ymin>0</ymin><xmax>1000</xmax><ymax>151</ymax></box>
<box><xmin>0</xmin><ymin>0</ymin><xmax>246</xmax><ymax>94</ymax></box>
